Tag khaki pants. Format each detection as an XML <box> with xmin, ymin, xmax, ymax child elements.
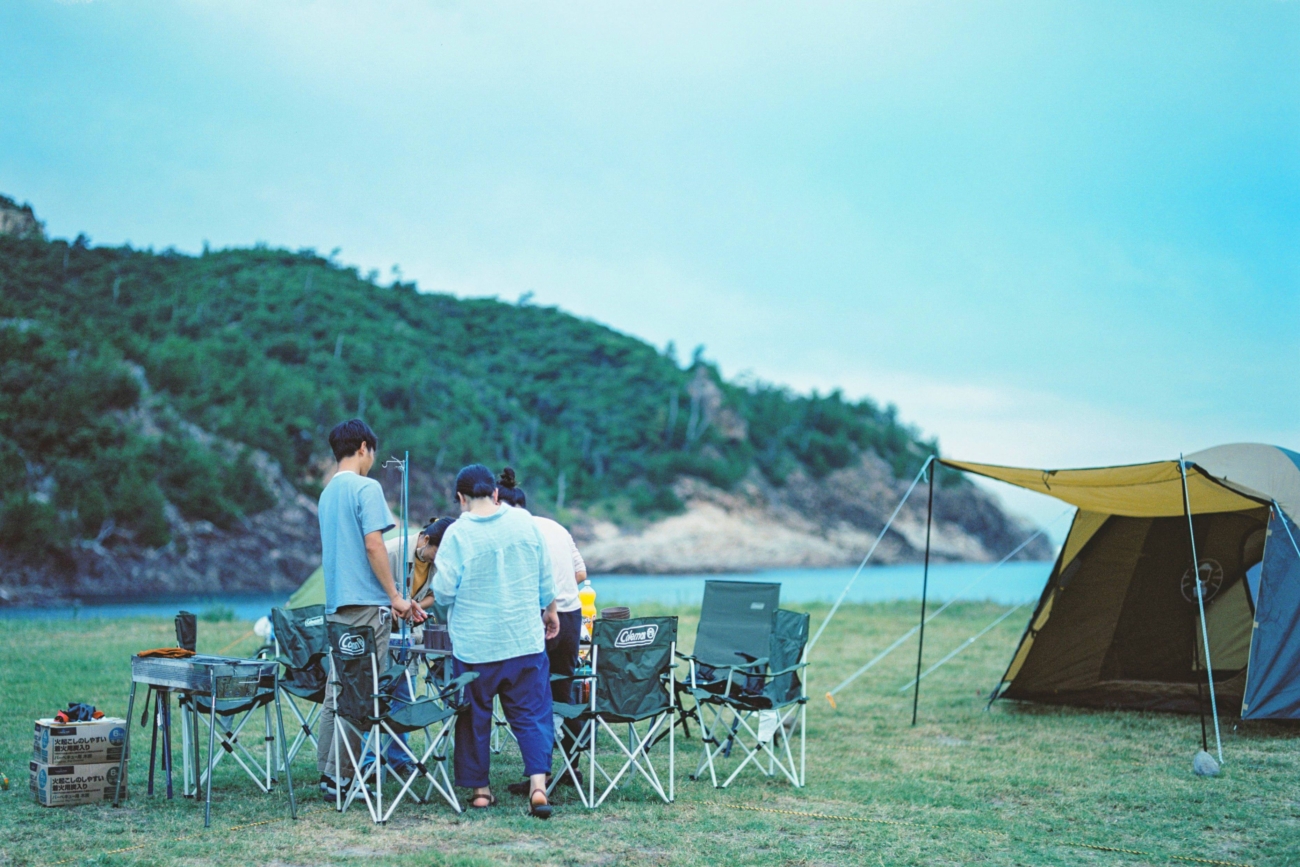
<box><xmin>318</xmin><ymin>605</ymin><xmax>390</xmax><ymax>780</ymax></box>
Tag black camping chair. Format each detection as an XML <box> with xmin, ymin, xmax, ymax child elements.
<box><xmin>268</xmin><ymin>605</ymin><xmax>329</xmax><ymax>770</ymax></box>
<box><xmin>673</xmin><ymin>581</ymin><xmax>780</xmax><ymax>736</ymax></box>
<box><xmin>327</xmin><ymin>622</ymin><xmax>475</xmax><ymax>821</ymax></box>
<box><xmin>688</xmin><ymin>608</ymin><xmax>809</xmax><ymax>788</ymax></box>
<box><xmin>551</xmin><ymin>616</ymin><xmax>678</xmax><ymax>808</ymax></box>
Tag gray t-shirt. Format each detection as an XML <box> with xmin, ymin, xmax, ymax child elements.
<box><xmin>318</xmin><ymin>470</ymin><xmax>395</xmax><ymax>615</ymax></box>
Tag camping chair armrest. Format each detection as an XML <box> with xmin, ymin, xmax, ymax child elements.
<box><xmin>549</xmin><ymin>671</ymin><xmax>594</xmax><ymax>683</ymax></box>
<box><xmin>440</xmin><ymin>671</ymin><xmax>479</xmax><ymax>692</ymax></box>
<box><xmin>719</xmin><ymin>657</ymin><xmax>768</xmax><ymax>674</ymax></box>
<box><xmin>436</xmin><ymin>671</ymin><xmax>480</xmax><ymax>702</ymax></box>
<box><xmin>740</xmin><ymin>662</ymin><xmax>809</xmax><ymax>680</ymax></box>
<box><xmin>674</xmin><ymin>652</ymin><xmax>768</xmax><ymax>674</ymax></box>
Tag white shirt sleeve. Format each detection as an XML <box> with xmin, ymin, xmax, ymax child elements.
<box><xmin>570</xmin><ymin>535</ymin><xmax>586</xmax><ymax>576</ymax></box>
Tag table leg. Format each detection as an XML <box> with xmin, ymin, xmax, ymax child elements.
<box><xmin>113</xmin><ymin>681</ymin><xmax>136</xmax><ymax>808</ymax></box>
<box><xmin>190</xmin><ymin>693</ymin><xmax>200</xmax><ymax>798</ymax></box>
<box><xmin>205</xmin><ymin>693</ymin><xmax>217</xmax><ymax>828</ymax></box>
<box><xmin>162</xmin><ymin>690</ymin><xmax>174</xmax><ymax>799</ymax></box>
<box><xmin>273</xmin><ymin>669</ymin><xmax>297</xmax><ymax>819</ymax></box>
<box><xmin>147</xmin><ymin>689</ymin><xmax>159</xmax><ymax>796</ymax></box>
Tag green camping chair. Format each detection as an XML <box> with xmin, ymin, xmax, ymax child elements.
<box><xmin>269</xmin><ymin>605</ymin><xmax>329</xmax><ymax>770</ymax></box>
<box><xmin>326</xmin><ymin>623</ymin><xmax>475</xmax><ymax>821</ymax></box>
<box><xmin>687</xmin><ymin>608</ymin><xmax>809</xmax><ymax>788</ymax></box>
<box><xmin>674</xmin><ymin>581</ymin><xmax>780</xmax><ymax>736</ymax></box>
<box><xmin>177</xmin><ymin>671</ymin><xmax>281</xmax><ymax>797</ymax></box>
<box><xmin>551</xmin><ymin>616</ymin><xmax>678</xmax><ymax>808</ymax></box>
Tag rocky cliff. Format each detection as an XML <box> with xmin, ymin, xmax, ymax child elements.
<box><xmin>576</xmin><ymin>453</ymin><xmax>1053</xmax><ymax>572</ymax></box>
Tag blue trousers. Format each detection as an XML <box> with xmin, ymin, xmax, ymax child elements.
<box><xmin>452</xmin><ymin>652</ymin><xmax>553</xmax><ymax>788</ymax></box>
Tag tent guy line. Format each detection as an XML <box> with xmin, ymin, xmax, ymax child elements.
<box><xmin>896</xmin><ymin>601</ymin><xmax>1030</xmax><ymax>694</ymax></box>
<box><xmin>825</xmin><ymin>510</ymin><xmax>1070</xmax><ymax>702</ymax></box>
<box><xmin>806</xmin><ymin>456</ymin><xmax>934</xmax><ymax>658</ymax></box>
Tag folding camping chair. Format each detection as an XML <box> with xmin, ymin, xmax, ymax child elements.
<box><xmin>327</xmin><ymin>622</ymin><xmax>474</xmax><ymax>822</ymax></box>
<box><xmin>674</xmin><ymin>581</ymin><xmax>780</xmax><ymax>737</ymax></box>
<box><xmin>268</xmin><ymin>605</ymin><xmax>329</xmax><ymax>771</ymax></box>
<box><xmin>177</xmin><ymin>668</ymin><xmax>282</xmax><ymax>797</ymax></box>
<box><xmin>550</xmin><ymin>616</ymin><xmax>678</xmax><ymax>808</ymax></box>
<box><xmin>686</xmin><ymin>608</ymin><xmax>809</xmax><ymax>788</ymax></box>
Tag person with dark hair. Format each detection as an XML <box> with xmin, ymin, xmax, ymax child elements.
<box><xmin>316</xmin><ymin>418</ymin><xmax>425</xmax><ymax>801</ymax></box>
<box><xmin>432</xmin><ymin>464</ymin><xmax>559</xmax><ymax>818</ymax></box>
<box><xmin>374</xmin><ymin>515</ymin><xmax>457</xmax><ymax>776</ymax></box>
<box><xmin>497</xmin><ymin>468</ymin><xmax>588</xmax><ymax>793</ymax></box>
<box><xmin>410</xmin><ymin>516</ymin><xmax>457</xmax><ymax>620</ymax></box>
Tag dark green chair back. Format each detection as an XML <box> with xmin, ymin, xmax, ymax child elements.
<box><xmin>273</xmin><ymin>605</ymin><xmax>327</xmax><ymax>670</ymax></box>
<box><xmin>328</xmin><ymin>622</ymin><xmax>378</xmax><ymax>725</ymax></box>
<box><xmin>764</xmin><ymin>609</ymin><xmax>809</xmax><ymax>706</ymax></box>
<box><xmin>593</xmin><ymin>616</ymin><xmax>677</xmax><ymax>722</ymax></box>
<box><xmin>691</xmin><ymin>581</ymin><xmax>780</xmax><ymax>668</ymax></box>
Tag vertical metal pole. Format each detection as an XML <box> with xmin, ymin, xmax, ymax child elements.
<box><xmin>1179</xmin><ymin>456</ymin><xmax>1223</xmax><ymax>763</ymax></box>
<box><xmin>147</xmin><ymin>689</ymin><xmax>159</xmax><ymax>796</ymax></box>
<box><xmin>911</xmin><ymin>462</ymin><xmax>935</xmax><ymax>726</ymax></box>
<box><xmin>205</xmin><ymin>679</ymin><xmax>217</xmax><ymax>828</ymax></box>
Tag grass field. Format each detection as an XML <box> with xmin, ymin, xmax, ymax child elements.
<box><xmin>1</xmin><ymin>601</ymin><xmax>1296</xmax><ymax>867</ymax></box>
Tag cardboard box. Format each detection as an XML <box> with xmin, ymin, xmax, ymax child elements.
<box><xmin>29</xmin><ymin>760</ymin><xmax>128</xmax><ymax>807</ymax></box>
<box><xmin>32</xmin><ymin>718</ymin><xmax>127</xmax><ymax>764</ymax></box>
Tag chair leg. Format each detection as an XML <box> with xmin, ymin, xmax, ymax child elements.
<box><xmin>799</xmin><ymin>703</ymin><xmax>806</xmax><ymax>787</ymax></box>
<box><xmin>272</xmin><ymin>673</ymin><xmax>297</xmax><ymax>819</ymax></box>
<box><xmin>162</xmin><ymin>691</ymin><xmax>174</xmax><ymax>799</ymax></box>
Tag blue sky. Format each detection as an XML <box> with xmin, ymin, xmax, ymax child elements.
<box><xmin>2</xmin><ymin>1</ymin><xmax>1296</xmax><ymax>529</ymax></box>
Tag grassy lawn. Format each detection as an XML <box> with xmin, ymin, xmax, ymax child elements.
<box><xmin>0</xmin><ymin>601</ymin><xmax>1295</xmax><ymax>866</ymax></box>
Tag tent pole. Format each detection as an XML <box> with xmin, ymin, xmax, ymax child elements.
<box><xmin>911</xmin><ymin>460</ymin><xmax>935</xmax><ymax>727</ymax></box>
<box><xmin>1179</xmin><ymin>455</ymin><xmax>1223</xmax><ymax>763</ymax></box>
<box><xmin>1196</xmin><ymin>680</ymin><xmax>1208</xmax><ymax>752</ymax></box>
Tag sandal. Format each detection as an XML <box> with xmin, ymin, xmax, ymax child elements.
<box><xmin>529</xmin><ymin>788</ymin><xmax>552</xmax><ymax>820</ymax></box>
<box><xmin>470</xmin><ymin>791</ymin><xmax>496</xmax><ymax>809</ymax></box>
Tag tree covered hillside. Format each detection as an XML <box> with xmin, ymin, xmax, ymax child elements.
<box><xmin>0</xmin><ymin>209</ymin><xmax>945</xmax><ymax>563</ymax></box>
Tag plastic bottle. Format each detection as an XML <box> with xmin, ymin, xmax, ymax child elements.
<box><xmin>578</xmin><ymin>579</ymin><xmax>597</xmax><ymax>642</ymax></box>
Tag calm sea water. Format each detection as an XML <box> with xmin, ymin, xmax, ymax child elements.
<box><xmin>0</xmin><ymin>561</ymin><xmax>1052</xmax><ymax>621</ymax></box>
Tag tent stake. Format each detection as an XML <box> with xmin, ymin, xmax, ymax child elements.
<box><xmin>911</xmin><ymin>461</ymin><xmax>935</xmax><ymax>727</ymax></box>
<box><xmin>1179</xmin><ymin>455</ymin><xmax>1223</xmax><ymax>764</ymax></box>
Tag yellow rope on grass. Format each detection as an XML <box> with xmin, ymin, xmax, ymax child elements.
<box><xmin>720</xmin><ymin>803</ymin><xmax>1255</xmax><ymax>867</ymax></box>
<box><xmin>53</xmin><ymin>806</ymin><xmax>333</xmax><ymax>865</ymax></box>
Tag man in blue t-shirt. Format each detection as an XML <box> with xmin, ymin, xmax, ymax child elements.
<box><xmin>315</xmin><ymin>418</ymin><xmax>425</xmax><ymax>800</ymax></box>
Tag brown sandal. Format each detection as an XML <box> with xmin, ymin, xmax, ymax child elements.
<box><xmin>529</xmin><ymin>788</ymin><xmax>552</xmax><ymax>820</ymax></box>
<box><xmin>470</xmin><ymin>791</ymin><xmax>496</xmax><ymax>809</ymax></box>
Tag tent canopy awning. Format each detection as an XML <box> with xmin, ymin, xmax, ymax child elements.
<box><xmin>939</xmin><ymin>458</ymin><xmax>1269</xmax><ymax>518</ymax></box>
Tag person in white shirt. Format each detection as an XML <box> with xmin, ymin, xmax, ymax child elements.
<box><xmin>495</xmin><ymin>468</ymin><xmax>588</xmax><ymax>791</ymax></box>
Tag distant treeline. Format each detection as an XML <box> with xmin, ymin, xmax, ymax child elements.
<box><xmin>0</xmin><ymin>229</ymin><xmax>945</xmax><ymax>557</ymax></box>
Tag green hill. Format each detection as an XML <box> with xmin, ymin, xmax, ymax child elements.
<box><xmin>0</xmin><ymin>200</ymin><xmax>942</xmax><ymax>565</ymax></box>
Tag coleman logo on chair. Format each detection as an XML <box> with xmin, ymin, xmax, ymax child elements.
<box><xmin>338</xmin><ymin>632</ymin><xmax>366</xmax><ymax>656</ymax></box>
<box><xmin>303</xmin><ymin>615</ymin><xmax>325</xmax><ymax>627</ymax></box>
<box><xmin>614</xmin><ymin>624</ymin><xmax>658</xmax><ymax>648</ymax></box>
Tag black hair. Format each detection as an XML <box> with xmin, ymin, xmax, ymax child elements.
<box><xmin>328</xmin><ymin>418</ymin><xmax>377</xmax><ymax>461</ymax></box>
<box><xmin>455</xmin><ymin>464</ymin><xmax>496</xmax><ymax>500</ymax></box>
<box><xmin>422</xmin><ymin>516</ymin><xmax>456</xmax><ymax>547</ymax></box>
<box><xmin>496</xmin><ymin>467</ymin><xmax>527</xmax><ymax>508</ymax></box>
